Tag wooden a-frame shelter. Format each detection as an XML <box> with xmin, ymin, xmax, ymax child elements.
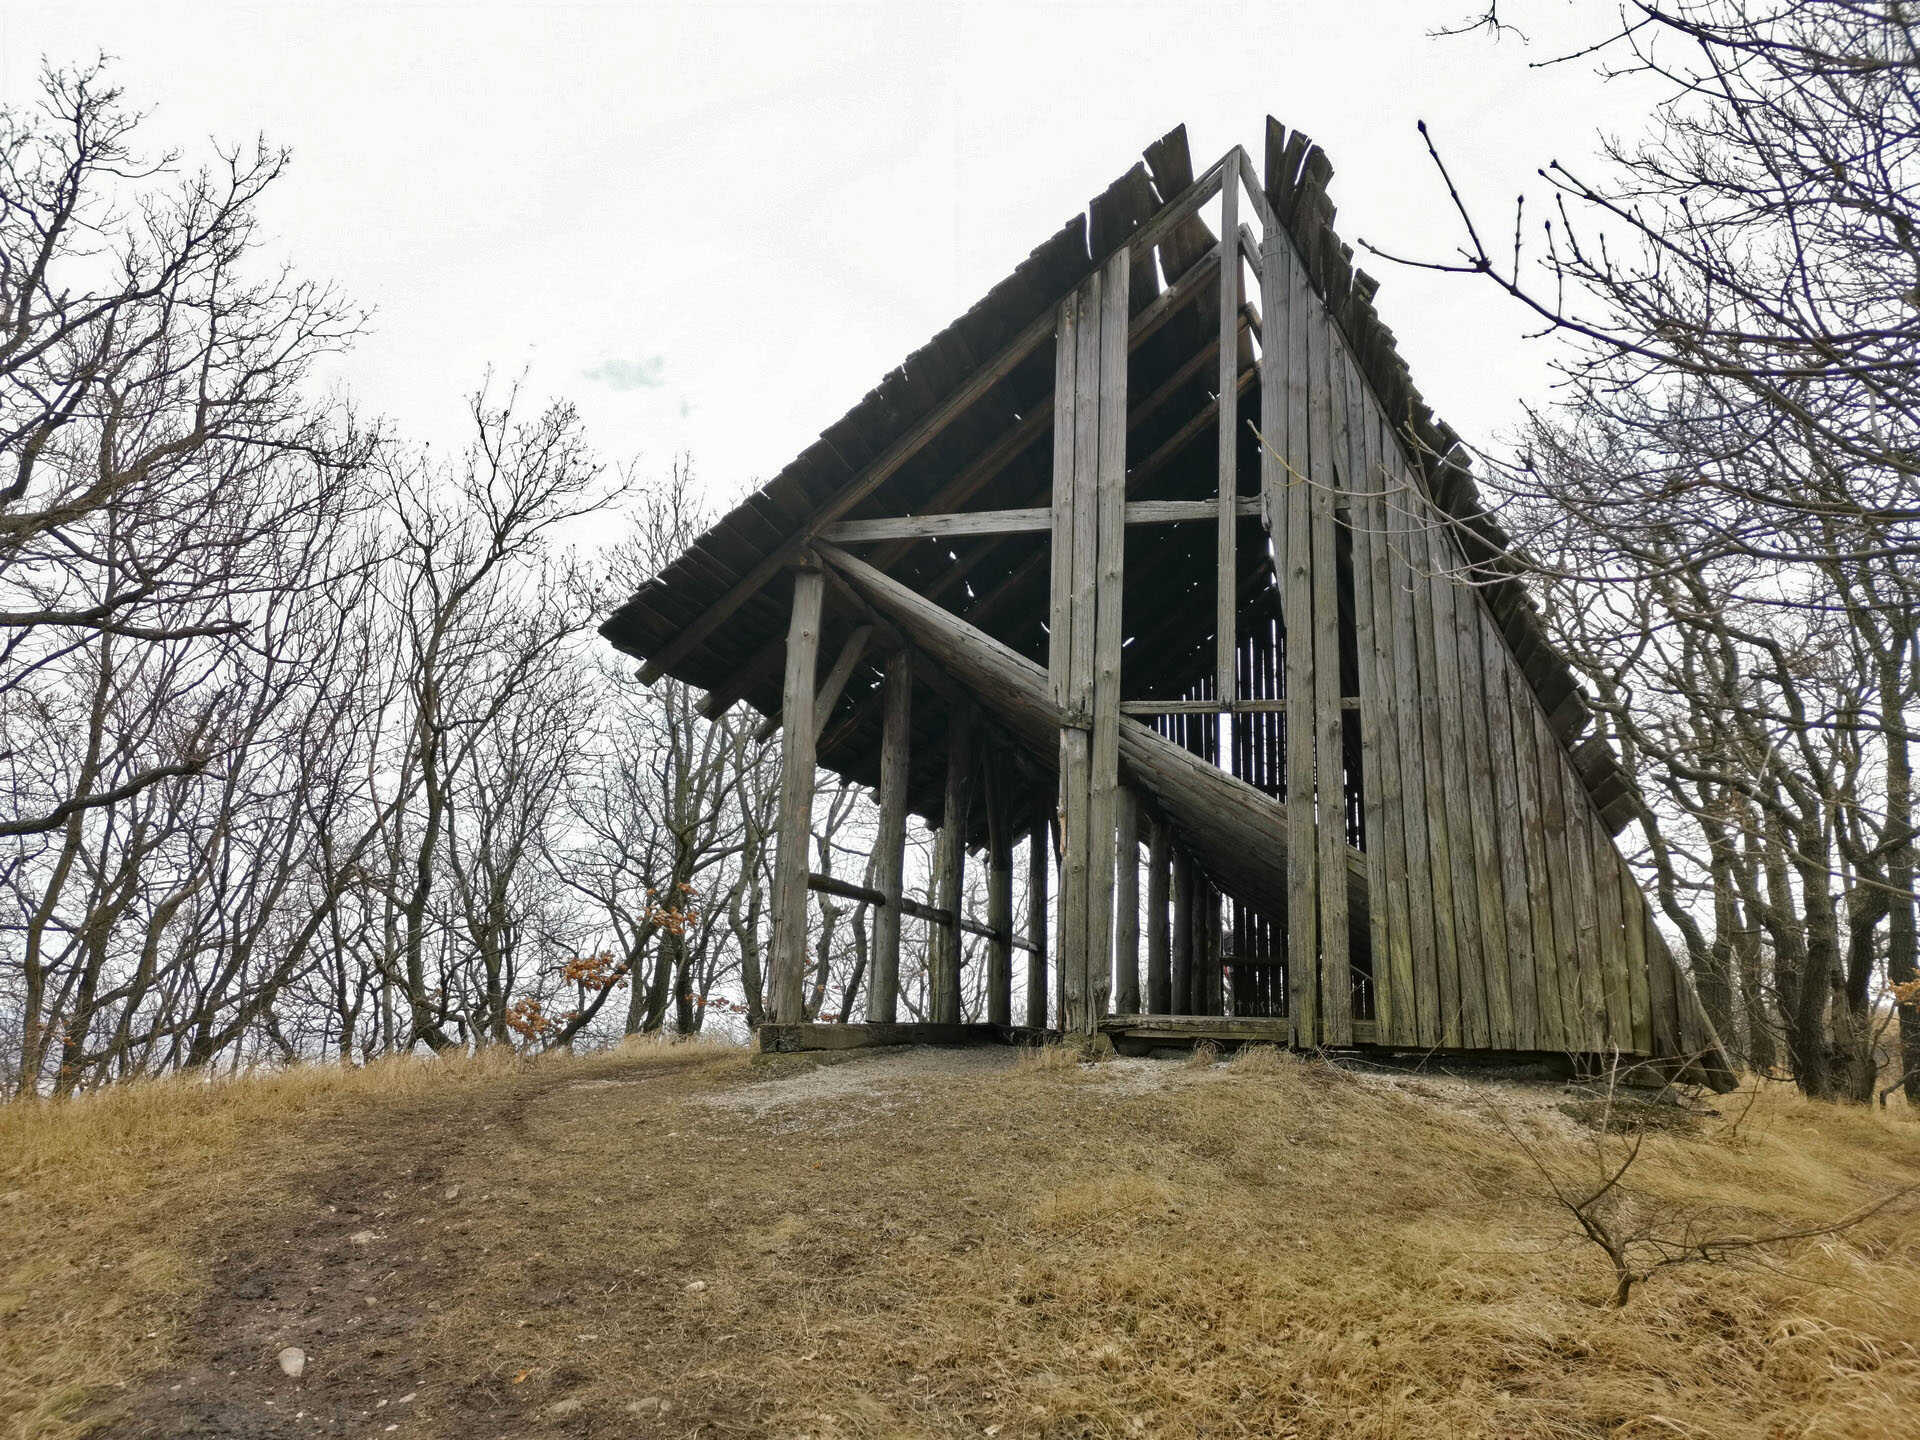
<box><xmin>601</xmin><ymin>120</ymin><xmax>1736</xmax><ymax>1089</ymax></box>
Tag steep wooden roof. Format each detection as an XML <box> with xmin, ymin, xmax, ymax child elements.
<box><xmin>601</xmin><ymin>120</ymin><xmax>1637</xmax><ymax>843</ymax></box>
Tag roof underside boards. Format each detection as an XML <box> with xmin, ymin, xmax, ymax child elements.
<box><xmin>599</xmin><ymin>120</ymin><xmax>1635</xmax><ymax>852</ymax></box>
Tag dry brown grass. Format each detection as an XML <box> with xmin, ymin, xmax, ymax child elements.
<box><xmin>0</xmin><ymin>1038</ymin><xmax>731</xmax><ymax>1439</ymax></box>
<box><xmin>6</xmin><ymin>1044</ymin><xmax>1920</xmax><ymax>1439</ymax></box>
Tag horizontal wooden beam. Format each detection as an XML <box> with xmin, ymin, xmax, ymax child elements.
<box><xmin>807</xmin><ymin>871</ymin><xmax>1039</xmax><ymax>954</ymax></box>
<box><xmin>1118</xmin><ymin>696</ymin><xmax>1360</xmax><ymax>716</ymax></box>
<box><xmin>1099</xmin><ymin>1014</ymin><xmax>1380</xmax><ymax>1046</ymax></box>
<box><xmin>821</xmin><ymin>497</ymin><xmax>1267</xmax><ymax>545</ymax></box>
<box><xmin>755</xmin><ymin>1021</ymin><xmax>1058</xmax><ymax>1053</ymax></box>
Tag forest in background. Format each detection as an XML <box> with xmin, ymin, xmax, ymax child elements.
<box><xmin>2</xmin><ymin>2</ymin><xmax>1915</xmax><ymax>1103</ymax></box>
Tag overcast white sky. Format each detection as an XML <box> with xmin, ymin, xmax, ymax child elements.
<box><xmin>4</xmin><ymin>1</ymin><xmax>1656</xmax><ymax>509</ymax></box>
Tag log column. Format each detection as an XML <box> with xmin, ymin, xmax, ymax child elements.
<box><xmin>1113</xmin><ymin>788</ymin><xmax>1141</xmax><ymax>1013</ymax></box>
<box><xmin>928</xmin><ymin>700</ymin><xmax>974</xmax><ymax>1023</ymax></box>
<box><xmin>769</xmin><ymin>564</ymin><xmax>825</xmax><ymax>1024</ymax></box>
<box><xmin>866</xmin><ymin>650</ymin><xmax>912</xmax><ymax>1022</ymax></box>
<box><xmin>1146</xmin><ymin>813</ymin><xmax>1171</xmax><ymax>1011</ymax></box>
<box><xmin>1048</xmin><ymin>250</ymin><xmax>1129</xmax><ymax>1038</ymax></box>
<box><xmin>1025</xmin><ymin>820</ymin><xmax>1050</xmax><ymax>1028</ymax></box>
<box><xmin>1170</xmin><ymin>846</ymin><xmax>1194</xmax><ymax>1012</ymax></box>
<box><xmin>985</xmin><ymin>759</ymin><xmax>1014</xmax><ymax>1026</ymax></box>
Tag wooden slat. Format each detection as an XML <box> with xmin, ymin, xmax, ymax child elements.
<box><xmin>1641</xmin><ymin>887</ymin><xmax>1680</xmax><ymax>1055</ymax></box>
<box><xmin>1590</xmin><ymin>808</ymin><xmax>1634</xmax><ymax>1049</ymax></box>
<box><xmin>1530</xmin><ymin>695</ymin><xmax>1587</xmax><ymax>1048</ymax></box>
<box><xmin>1344</xmin><ymin>358</ymin><xmax>1413</xmax><ymax>1044</ymax></box>
<box><xmin>1309</xmin><ymin>291</ymin><xmax>1352</xmax><ymax>1046</ymax></box>
<box><xmin>1280</xmin><ymin>229</ymin><xmax>1318</xmax><ymax>1046</ymax></box>
<box><xmin>1619</xmin><ymin>849</ymin><xmax>1654</xmax><ymax>1055</ymax></box>
<box><xmin>866</xmin><ymin>651</ymin><xmax>912</xmax><ymax>1022</ymax></box>
<box><xmin>769</xmin><ymin>567</ymin><xmax>825</xmax><ymax>1023</ymax></box>
<box><xmin>1497</xmin><ymin>641</ymin><xmax>1559</xmax><ymax>1052</ymax></box>
<box><xmin>1453</xmin><ymin>542</ymin><xmax>1516</xmax><ymax>1050</ymax></box>
<box><xmin>1556</xmin><ymin>717</ymin><xmax>1609</xmax><ymax>1051</ymax></box>
<box><xmin>1404</xmin><ymin>461</ymin><xmax>1463</xmax><ymax>1047</ymax></box>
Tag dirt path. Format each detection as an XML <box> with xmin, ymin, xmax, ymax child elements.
<box><xmin>90</xmin><ymin>1050</ymin><xmax>734</xmax><ymax>1440</ymax></box>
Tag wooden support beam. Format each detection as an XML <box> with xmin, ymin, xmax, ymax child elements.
<box><xmin>1171</xmin><ymin>847</ymin><xmax>1194</xmax><ymax>1012</ymax></box>
<box><xmin>1146</xmin><ymin>815</ymin><xmax>1171</xmax><ymax>1012</ymax></box>
<box><xmin>1026</xmin><ymin>819</ymin><xmax>1051</xmax><ymax>1029</ymax></box>
<box><xmin>752</xmin><ymin>622</ymin><xmax>872</xmax><ymax>742</ymax></box>
<box><xmin>1118</xmin><ymin>696</ymin><xmax>1357</xmax><ymax>716</ymax></box>
<box><xmin>1216</xmin><ymin>151</ymin><xmax>1242</xmax><ymax>706</ymax></box>
<box><xmin>1086</xmin><ymin>251</ymin><xmax>1130</xmax><ymax>1030</ymax></box>
<box><xmin>806</xmin><ymin>871</ymin><xmax>1039</xmax><ymax>955</ymax></box>
<box><xmin>1114</xmin><ymin>788</ymin><xmax>1141</xmax><ymax>1013</ymax></box>
<box><xmin>769</xmin><ymin>566</ymin><xmax>825</xmax><ymax>1024</ymax></box>
<box><xmin>820</xmin><ymin>497</ymin><xmax>1264</xmax><ymax>545</ymax></box>
<box><xmin>986</xmin><ymin>759</ymin><xmax>1014</xmax><ymax>1025</ymax></box>
<box><xmin>928</xmin><ymin>700</ymin><xmax>975</xmax><ymax>1023</ymax></box>
<box><xmin>866</xmin><ymin>651</ymin><xmax>912</xmax><ymax>1021</ymax></box>
<box><xmin>812</xmin><ymin>541</ymin><xmax>1375</xmax><ymax>931</ymax></box>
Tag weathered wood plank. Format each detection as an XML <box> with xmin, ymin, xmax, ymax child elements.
<box><xmin>1495</xmin><ymin>643</ymin><xmax>1558</xmax><ymax>1049</ymax></box>
<box><xmin>757</xmin><ymin>1021</ymin><xmax>1056</xmax><ymax>1054</ymax></box>
<box><xmin>866</xmin><ymin>651</ymin><xmax>912</xmax><ymax>1022</ymax></box>
<box><xmin>1381</xmin><ymin>430</ymin><xmax>1442</xmax><ymax>1049</ymax></box>
<box><xmin>1529</xmin><ymin>695</ymin><xmax>1588</xmax><ymax>1048</ymax></box>
<box><xmin>1280</xmin><ymin>231</ymin><xmax>1319</xmax><ymax>1047</ymax></box>
<box><xmin>1557</xmin><ymin>721</ymin><xmax>1610</xmax><ymax>1051</ymax></box>
<box><xmin>1619</xmin><ymin>849</ymin><xmax>1655</xmax><ymax>1055</ymax></box>
<box><xmin>769</xmin><ymin>566</ymin><xmax>825</xmax><ymax>1024</ymax></box>
<box><xmin>1451</xmin><ymin>533</ymin><xmax>1516</xmax><ymax>1050</ymax></box>
<box><xmin>1351</xmin><ymin>381</ymin><xmax>1417</xmax><ymax>1046</ymax></box>
<box><xmin>1404</xmin><ymin>463</ymin><xmax>1463</xmax><ymax>1048</ymax></box>
<box><xmin>1590</xmin><ymin>805</ymin><xmax>1634</xmax><ymax>1050</ymax></box>
<box><xmin>1309</xmin><ymin>295</ymin><xmax>1353</xmax><ymax>1047</ymax></box>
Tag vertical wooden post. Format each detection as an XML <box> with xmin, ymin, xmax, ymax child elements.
<box><xmin>1202</xmin><ymin>883</ymin><xmax>1225</xmax><ymax>1015</ymax></box>
<box><xmin>1216</xmin><ymin>154</ymin><xmax>1242</xmax><ymax>706</ymax></box>
<box><xmin>1026</xmin><ymin>819</ymin><xmax>1050</xmax><ymax>1029</ymax></box>
<box><xmin>1171</xmin><ymin>847</ymin><xmax>1194</xmax><ymax>1014</ymax></box>
<box><xmin>985</xmin><ymin>758</ymin><xmax>1013</xmax><ymax>1027</ymax></box>
<box><xmin>769</xmin><ymin>565</ymin><xmax>825</xmax><ymax>1025</ymax></box>
<box><xmin>867</xmin><ymin>650</ymin><xmax>911</xmax><ymax>1022</ymax></box>
<box><xmin>1146</xmin><ymin>814</ymin><xmax>1171</xmax><ymax>1011</ymax></box>
<box><xmin>1113</xmin><ymin>788</ymin><xmax>1141</xmax><ymax>1013</ymax></box>
<box><xmin>1048</xmin><ymin>250</ymin><xmax>1130</xmax><ymax>1038</ymax></box>
<box><xmin>928</xmin><ymin>701</ymin><xmax>974</xmax><ymax>1024</ymax></box>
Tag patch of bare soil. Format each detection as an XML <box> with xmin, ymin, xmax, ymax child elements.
<box><xmin>87</xmin><ymin>1051</ymin><xmax>731</xmax><ymax>1440</ymax></box>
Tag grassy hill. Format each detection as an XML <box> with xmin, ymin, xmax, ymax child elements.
<box><xmin>5</xmin><ymin>1041</ymin><xmax>1919</xmax><ymax>1439</ymax></box>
